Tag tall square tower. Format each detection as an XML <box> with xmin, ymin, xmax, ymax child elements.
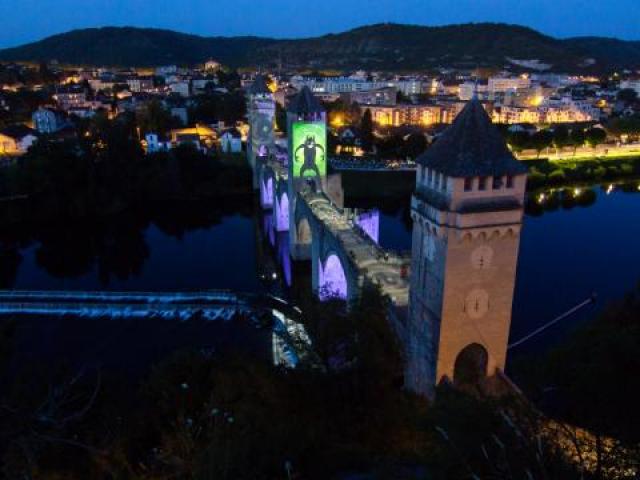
<box><xmin>407</xmin><ymin>99</ymin><xmax>528</xmax><ymax>397</ymax></box>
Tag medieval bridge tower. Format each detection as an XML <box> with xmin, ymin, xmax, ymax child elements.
<box><xmin>407</xmin><ymin>98</ymin><xmax>528</xmax><ymax>398</ymax></box>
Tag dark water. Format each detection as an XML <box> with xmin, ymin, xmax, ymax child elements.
<box><xmin>2</xmin><ymin>182</ymin><xmax>640</xmax><ymax>362</ymax></box>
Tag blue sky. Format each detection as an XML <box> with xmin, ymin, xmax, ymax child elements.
<box><xmin>1</xmin><ymin>0</ymin><xmax>639</xmax><ymax>48</ymax></box>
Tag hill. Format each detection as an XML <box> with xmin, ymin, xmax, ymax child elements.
<box><xmin>1</xmin><ymin>23</ymin><xmax>639</xmax><ymax>72</ymax></box>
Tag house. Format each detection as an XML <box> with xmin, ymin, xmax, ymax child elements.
<box><xmin>53</xmin><ymin>85</ymin><xmax>87</xmax><ymax>111</ymax></box>
<box><xmin>32</xmin><ymin>107</ymin><xmax>68</xmax><ymax>133</ymax></box>
<box><xmin>0</xmin><ymin>125</ymin><xmax>38</xmax><ymax>155</ymax></box>
<box><xmin>170</xmin><ymin>124</ymin><xmax>217</xmax><ymax>151</ymax></box>
<box><xmin>126</xmin><ymin>76</ymin><xmax>155</xmax><ymax>93</ymax></box>
<box><xmin>220</xmin><ymin>128</ymin><xmax>242</xmax><ymax>153</ymax></box>
<box><xmin>144</xmin><ymin>133</ymin><xmax>171</xmax><ymax>153</ymax></box>
<box><xmin>169</xmin><ymin>81</ymin><xmax>191</xmax><ymax>98</ymax></box>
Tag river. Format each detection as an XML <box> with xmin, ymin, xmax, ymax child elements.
<box><xmin>1</xmin><ymin>179</ymin><xmax>639</xmax><ymax>365</ymax></box>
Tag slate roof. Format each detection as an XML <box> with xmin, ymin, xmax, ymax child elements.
<box><xmin>416</xmin><ymin>98</ymin><xmax>527</xmax><ymax>177</ymax></box>
<box><xmin>248</xmin><ymin>74</ymin><xmax>271</xmax><ymax>95</ymax></box>
<box><xmin>287</xmin><ymin>86</ymin><xmax>324</xmax><ymax>114</ymax></box>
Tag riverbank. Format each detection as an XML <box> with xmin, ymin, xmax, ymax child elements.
<box><xmin>524</xmin><ymin>155</ymin><xmax>640</xmax><ymax>189</ymax></box>
<box><xmin>0</xmin><ymin>144</ymin><xmax>253</xmax><ymax>227</ymax></box>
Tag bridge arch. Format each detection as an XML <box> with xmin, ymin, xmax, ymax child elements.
<box><xmin>296</xmin><ymin>216</ymin><xmax>313</xmax><ymax>245</ymax></box>
<box><xmin>275</xmin><ymin>192</ymin><xmax>289</xmax><ymax>232</ymax></box>
<box><xmin>318</xmin><ymin>252</ymin><xmax>348</xmax><ymax>300</ymax></box>
<box><xmin>453</xmin><ymin>343</ymin><xmax>488</xmax><ymax>386</ymax></box>
<box><xmin>261</xmin><ymin>175</ymin><xmax>274</xmax><ymax>208</ymax></box>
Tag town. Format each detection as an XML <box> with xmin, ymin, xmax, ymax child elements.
<box><xmin>0</xmin><ymin>15</ymin><xmax>640</xmax><ymax>480</ymax></box>
<box><xmin>1</xmin><ymin>60</ymin><xmax>639</xmax><ymax>166</ymax></box>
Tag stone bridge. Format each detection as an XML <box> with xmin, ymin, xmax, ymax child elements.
<box><xmin>258</xmin><ymin>158</ymin><xmax>410</xmax><ymax>307</ymax></box>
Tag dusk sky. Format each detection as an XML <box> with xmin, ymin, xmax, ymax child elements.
<box><xmin>1</xmin><ymin>0</ymin><xmax>639</xmax><ymax>48</ymax></box>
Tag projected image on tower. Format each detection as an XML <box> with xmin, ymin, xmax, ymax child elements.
<box><xmin>292</xmin><ymin>122</ymin><xmax>326</xmax><ymax>180</ymax></box>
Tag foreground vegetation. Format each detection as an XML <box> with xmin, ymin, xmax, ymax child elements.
<box><xmin>2</xmin><ymin>284</ymin><xmax>639</xmax><ymax>478</ymax></box>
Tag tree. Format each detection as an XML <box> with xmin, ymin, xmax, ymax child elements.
<box><xmin>585</xmin><ymin>127</ymin><xmax>607</xmax><ymax>150</ymax></box>
<box><xmin>552</xmin><ymin>124</ymin><xmax>570</xmax><ymax>152</ymax></box>
<box><xmin>136</xmin><ymin>99</ymin><xmax>175</xmax><ymax>137</ymax></box>
<box><xmin>403</xmin><ymin>133</ymin><xmax>428</xmax><ymax>159</ymax></box>
<box><xmin>360</xmin><ymin>108</ymin><xmax>374</xmax><ymax>153</ymax></box>
<box><xmin>506</xmin><ymin>130</ymin><xmax>531</xmax><ymax>154</ymax></box>
<box><xmin>529</xmin><ymin>129</ymin><xmax>553</xmax><ymax>158</ymax></box>
<box><xmin>606</xmin><ymin>115</ymin><xmax>640</xmax><ymax>141</ymax></box>
<box><xmin>570</xmin><ymin>128</ymin><xmax>586</xmax><ymax>155</ymax></box>
<box><xmin>617</xmin><ymin>88</ymin><xmax>638</xmax><ymax>105</ymax></box>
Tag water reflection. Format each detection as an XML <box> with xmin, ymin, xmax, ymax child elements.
<box><xmin>526</xmin><ymin>181</ymin><xmax>640</xmax><ymax>217</ymax></box>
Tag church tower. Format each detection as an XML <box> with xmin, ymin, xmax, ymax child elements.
<box><xmin>407</xmin><ymin>98</ymin><xmax>528</xmax><ymax>398</ymax></box>
<box><xmin>247</xmin><ymin>74</ymin><xmax>275</xmax><ymax>189</ymax></box>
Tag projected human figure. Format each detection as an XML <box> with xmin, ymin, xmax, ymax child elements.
<box><xmin>295</xmin><ymin>135</ymin><xmax>325</xmax><ymax>186</ymax></box>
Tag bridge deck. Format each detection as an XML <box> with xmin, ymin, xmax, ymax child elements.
<box><xmin>300</xmin><ymin>189</ymin><xmax>410</xmax><ymax>306</ymax></box>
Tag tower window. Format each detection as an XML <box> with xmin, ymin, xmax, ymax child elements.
<box><xmin>478</xmin><ymin>177</ymin><xmax>487</xmax><ymax>191</ymax></box>
<box><xmin>441</xmin><ymin>175</ymin><xmax>447</xmax><ymax>191</ymax></box>
<box><xmin>492</xmin><ymin>176</ymin><xmax>503</xmax><ymax>190</ymax></box>
<box><xmin>464</xmin><ymin>177</ymin><xmax>473</xmax><ymax>191</ymax></box>
<box><xmin>427</xmin><ymin>169</ymin><xmax>433</xmax><ymax>185</ymax></box>
<box><xmin>506</xmin><ymin>175</ymin><xmax>514</xmax><ymax>188</ymax></box>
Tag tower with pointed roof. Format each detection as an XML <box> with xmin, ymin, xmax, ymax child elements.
<box><xmin>247</xmin><ymin>74</ymin><xmax>275</xmax><ymax>189</ymax></box>
<box><xmin>287</xmin><ymin>86</ymin><xmax>328</xmax><ymax>259</ymax></box>
<box><xmin>406</xmin><ymin>98</ymin><xmax>527</xmax><ymax>397</ymax></box>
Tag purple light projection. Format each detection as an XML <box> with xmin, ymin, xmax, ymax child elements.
<box><xmin>263</xmin><ymin>213</ymin><xmax>276</xmax><ymax>246</ymax></box>
<box><xmin>261</xmin><ymin>177</ymin><xmax>274</xmax><ymax>207</ymax></box>
<box><xmin>277</xmin><ymin>232</ymin><xmax>292</xmax><ymax>287</ymax></box>
<box><xmin>319</xmin><ymin>254</ymin><xmax>348</xmax><ymax>300</ymax></box>
<box><xmin>275</xmin><ymin>192</ymin><xmax>289</xmax><ymax>232</ymax></box>
<box><xmin>355</xmin><ymin>210</ymin><xmax>380</xmax><ymax>244</ymax></box>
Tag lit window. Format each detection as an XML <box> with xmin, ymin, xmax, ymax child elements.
<box><xmin>478</xmin><ymin>177</ymin><xmax>487</xmax><ymax>191</ymax></box>
<box><xmin>464</xmin><ymin>178</ymin><xmax>473</xmax><ymax>191</ymax></box>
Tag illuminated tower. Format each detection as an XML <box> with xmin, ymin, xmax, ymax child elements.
<box><xmin>247</xmin><ymin>74</ymin><xmax>275</xmax><ymax>189</ymax></box>
<box><xmin>407</xmin><ymin>98</ymin><xmax>527</xmax><ymax>398</ymax></box>
<box><xmin>287</xmin><ymin>87</ymin><xmax>327</xmax><ymax>259</ymax></box>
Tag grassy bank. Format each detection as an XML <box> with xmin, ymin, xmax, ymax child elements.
<box><xmin>524</xmin><ymin>155</ymin><xmax>640</xmax><ymax>189</ymax></box>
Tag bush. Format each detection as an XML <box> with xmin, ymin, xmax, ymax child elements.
<box><xmin>548</xmin><ymin>169</ymin><xmax>566</xmax><ymax>183</ymax></box>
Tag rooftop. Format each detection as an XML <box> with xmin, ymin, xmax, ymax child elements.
<box><xmin>248</xmin><ymin>74</ymin><xmax>271</xmax><ymax>95</ymax></box>
<box><xmin>287</xmin><ymin>86</ymin><xmax>325</xmax><ymax>114</ymax></box>
<box><xmin>417</xmin><ymin>98</ymin><xmax>527</xmax><ymax>177</ymax></box>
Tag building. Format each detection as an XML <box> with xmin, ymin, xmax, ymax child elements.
<box><xmin>620</xmin><ymin>79</ymin><xmax>640</xmax><ymax>96</ymax></box>
<box><xmin>341</xmin><ymin>87</ymin><xmax>397</xmax><ymax>106</ymax></box>
<box><xmin>488</xmin><ymin>76</ymin><xmax>531</xmax><ymax>95</ymax></box>
<box><xmin>406</xmin><ymin>98</ymin><xmax>527</xmax><ymax>397</ymax></box>
<box><xmin>366</xmin><ymin>104</ymin><xmax>442</xmax><ymax>127</ymax></box>
<box><xmin>169</xmin><ymin>81</ymin><xmax>191</xmax><ymax>98</ymax></box>
<box><xmin>126</xmin><ymin>76</ymin><xmax>155</xmax><ymax>93</ymax></box>
<box><xmin>144</xmin><ymin>133</ymin><xmax>171</xmax><ymax>153</ymax></box>
<box><xmin>220</xmin><ymin>128</ymin><xmax>243</xmax><ymax>153</ymax></box>
<box><xmin>53</xmin><ymin>85</ymin><xmax>87</xmax><ymax>111</ymax></box>
<box><xmin>169</xmin><ymin>124</ymin><xmax>217</xmax><ymax>150</ymax></box>
<box><xmin>32</xmin><ymin>107</ymin><xmax>68</xmax><ymax>134</ymax></box>
<box><xmin>458</xmin><ymin>82</ymin><xmax>489</xmax><ymax>101</ymax></box>
<box><xmin>0</xmin><ymin>125</ymin><xmax>38</xmax><ymax>155</ymax></box>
